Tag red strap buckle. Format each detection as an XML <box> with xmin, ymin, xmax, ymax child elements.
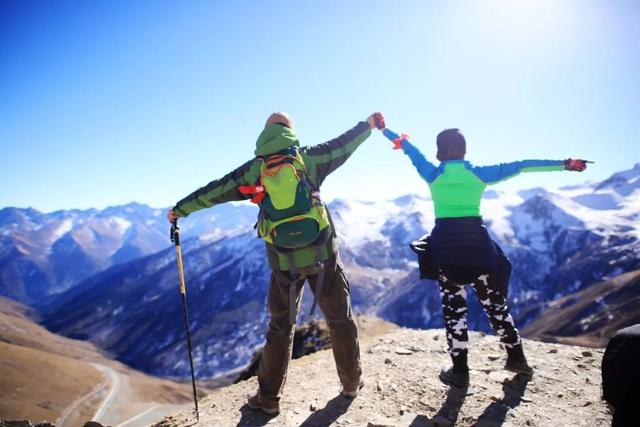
<box><xmin>238</xmin><ymin>185</ymin><xmax>265</xmax><ymax>204</ymax></box>
<box><xmin>392</xmin><ymin>133</ymin><xmax>409</xmax><ymax>150</ymax></box>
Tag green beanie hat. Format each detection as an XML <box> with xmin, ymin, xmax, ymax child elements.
<box><xmin>255</xmin><ymin>124</ymin><xmax>299</xmax><ymax>157</ymax></box>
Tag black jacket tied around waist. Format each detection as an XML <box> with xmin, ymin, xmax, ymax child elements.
<box><xmin>410</xmin><ymin>216</ymin><xmax>512</xmax><ymax>295</ymax></box>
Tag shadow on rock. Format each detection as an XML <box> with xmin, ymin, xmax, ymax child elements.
<box><xmin>408</xmin><ymin>414</ymin><xmax>432</xmax><ymax>426</ymax></box>
<box><xmin>475</xmin><ymin>373</ymin><xmax>532</xmax><ymax>427</ymax></box>
<box><xmin>432</xmin><ymin>385</ymin><xmax>469</xmax><ymax>426</ymax></box>
<box><xmin>235</xmin><ymin>405</ymin><xmax>278</xmax><ymax>427</ymax></box>
<box><xmin>299</xmin><ymin>395</ymin><xmax>354</xmax><ymax>427</ymax></box>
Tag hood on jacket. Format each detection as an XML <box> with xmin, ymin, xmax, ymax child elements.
<box><xmin>255</xmin><ymin>124</ymin><xmax>299</xmax><ymax>157</ymax></box>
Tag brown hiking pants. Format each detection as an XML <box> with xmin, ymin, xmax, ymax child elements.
<box><xmin>257</xmin><ymin>253</ymin><xmax>362</xmax><ymax>405</ymax></box>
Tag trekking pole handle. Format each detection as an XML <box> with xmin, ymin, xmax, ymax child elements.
<box><xmin>170</xmin><ymin>220</ymin><xmax>181</xmax><ymax>245</ymax></box>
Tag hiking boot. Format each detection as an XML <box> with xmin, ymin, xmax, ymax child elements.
<box><xmin>341</xmin><ymin>380</ymin><xmax>364</xmax><ymax>399</ymax></box>
<box><xmin>439</xmin><ymin>352</ymin><xmax>469</xmax><ymax>388</ymax></box>
<box><xmin>505</xmin><ymin>344</ymin><xmax>533</xmax><ymax>375</ymax></box>
<box><xmin>439</xmin><ymin>367</ymin><xmax>470</xmax><ymax>388</ymax></box>
<box><xmin>247</xmin><ymin>393</ymin><xmax>280</xmax><ymax>415</ymax></box>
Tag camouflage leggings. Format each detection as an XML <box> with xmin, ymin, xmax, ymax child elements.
<box><xmin>439</xmin><ymin>273</ymin><xmax>521</xmax><ymax>357</ymax></box>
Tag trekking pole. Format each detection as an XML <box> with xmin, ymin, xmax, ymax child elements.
<box><xmin>170</xmin><ymin>220</ymin><xmax>199</xmax><ymax>422</ymax></box>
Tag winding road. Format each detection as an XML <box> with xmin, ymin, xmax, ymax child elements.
<box><xmin>56</xmin><ymin>361</ymin><xmax>189</xmax><ymax>426</ymax></box>
<box><xmin>56</xmin><ymin>363</ymin><xmax>118</xmax><ymax>426</ymax></box>
<box><xmin>91</xmin><ymin>364</ymin><xmax>121</xmax><ymax>422</ymax></box>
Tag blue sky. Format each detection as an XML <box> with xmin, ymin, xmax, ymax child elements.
<box><xmin>1</xmin><ymin>0</ymin><xmax>639</xmax><ymax>212</ymax></box>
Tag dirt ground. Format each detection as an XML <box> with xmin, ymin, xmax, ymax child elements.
<box><xmin>158</xmin><ymin>328</ymin><xmax>610</xmax><ymax>427</ymax></box>
<box><xmin>0</xmin><ymin>297</ymin><xmax>195</xmax><ymax>426</ymax></box>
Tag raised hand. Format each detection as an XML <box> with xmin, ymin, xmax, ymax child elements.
<box><xmin>367</xmin><ymin>112</ymin><xmax>385</xmax><ymax>130</ymax></box>
<box><xmin>167</xmin><ymin>209</ymin><xmax>179</xmax><ymax>223</ymax></box>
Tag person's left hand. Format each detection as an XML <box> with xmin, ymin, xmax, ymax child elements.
<box><xmin>167</xmin><ymin>209</ymin><xmax>179</xmax><ymax>223</ymax></box>
<box><xmin>367</xmin><ymin>112</ymin><xmax>385</xmax><ymax>130</ymax></box>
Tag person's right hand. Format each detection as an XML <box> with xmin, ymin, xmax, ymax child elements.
<box><xmin>564</xmin><ymin>159</ymin><xmax>589</xmax><ymax>172</ymax></box>
<box><xmin>167</xmin><ymin>209</ymin><xmax>179</xmax><ymax>223</ymax></box>
<box><xmin>367</xmin><ymin>112</ymin><xmax>385</xmax><ymax>130</ymax></box>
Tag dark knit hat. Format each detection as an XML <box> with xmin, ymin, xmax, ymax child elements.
<box><xmin>436</xmin><ymin>128</ymin><xmax>466</xmax><ymax>161</ymax></box>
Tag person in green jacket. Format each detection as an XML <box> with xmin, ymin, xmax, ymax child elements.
<box><xmin>167</xmin><ymin>111</ymin><xmax>385</xmax><ymax>415</ymax></box>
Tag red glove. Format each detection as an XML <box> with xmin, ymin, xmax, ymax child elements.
<box><xmin>564</xmin><ymin>159</ymin><xmax>588</xmax><ymax>172</ymax></box>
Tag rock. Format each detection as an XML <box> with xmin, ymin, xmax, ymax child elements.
<box><xmin>488</xmin><ymin>354</ymin><xmax>501</xmax><ymax>361</ymax></box>
<box><xmin>376</xmin><ymin>380</ymin><xmax>384</xmax><ymax>392</ymax></box>
<box><xmin>581</xmin><ymin>350</ymin><xmax>593</xmax><ymax>357</ymax></box>
<box><xmin>83</xmin><ymin>423</ymin><xmax>105</xmax><ymax>427</ymax></box>
<box><xmin>309</xmin><ymin>402</ymin><xmax>318</xmax><ymax>411</ymax></box>
<box><xmin>395</xmin><ymin>347</ymin><xmax>413</xmax><ymax>355</ymax></box>
<box><xmin>583</xmin><ymin>401</ymin><xmax>593</xmax><ymax>407</ymax></box>
<box><xmin>399</xmin><ymin>405</ymin><xmax>407</xmax><ymax>415</ymax></box>
<box><xmin>390</xmin><ymin>382</ymin><xmax>398</xmax><ymax>391</ymax></box>
<box><xmin>548</xmin><ymin>348</ymin><xmax>558</xmax><ymax>353</ymax></box>
<box><xmin>36</xmin><ymin>401</ymin><xmax>53</xmax><ymax>410</ymax></box>
<box><xmin>488</xmin><ymin>371</ymin><xmax>510</xmax><ymax>382</ymax></box>
<box><xmin>384</xmin><ymin>358</ymin><xmax>393</xmax><ymax>364</ymax></box>
<box><xmin>367</xmin><ymin>421</ymin><xmax>395</xmax><ymax>427</ymax></box>
<box><xmin>2</xmin><ymin>421</ymin><xmax>31</xmax><ymax>427</ymax></box>
<box><xmin>419</xmin><ymin>398</ymin><xmax>436</xmax><ymax>411</ymax></box>
<box><xmin>521</xmin><ymin>396</ymin><xmax>533</xmax><ymax>403</ymax></box>
<box><xmin>557</xmin><ymin>393</ymin><xmax>564</xmax><ymax>398</ymax></box>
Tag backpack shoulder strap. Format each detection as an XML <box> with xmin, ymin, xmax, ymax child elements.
<box><xmin>238</xmin><ymin>157</ymin><xmax>266</xmax><ymax>204</ymax></box>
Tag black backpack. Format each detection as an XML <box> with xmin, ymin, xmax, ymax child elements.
<box><xmin>602</xmin><ymin>323</ymin><xmax>640</xmax><ymax>425</ymax></box>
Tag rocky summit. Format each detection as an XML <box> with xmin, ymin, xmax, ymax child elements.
<box><xmin>156</xmin><ymin>328</ymin><xmax>609</xmax><ymax>427</ymax></box>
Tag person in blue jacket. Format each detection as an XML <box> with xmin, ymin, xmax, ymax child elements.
<box><xmin>382</xmin><ymin>126</ymin><xmax>588</xmax><ymax>388</ymax></box>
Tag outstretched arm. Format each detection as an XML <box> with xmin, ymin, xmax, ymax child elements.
<box><xmin>471</xmin><ymin>159</ymin><xmax>574</xmax><ymax>185</ymax></box>
<box><xmin>301</xmin><ymin>113</ymin><xmax>383</xmax><ymax>187</ymax></box>
<box><xmin>383</xmin><ymin>128</ymin><xmax>438</xmax><ymax>183</ymax></box>
<box><xmin>170</xmin><ymin>158</ymin><xmax>262</xmax><ymax>218</ymax></box>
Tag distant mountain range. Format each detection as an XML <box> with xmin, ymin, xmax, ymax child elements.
<box><xmin>2</xmin><ymin>164</ymin><xmax>639</xmax><ymax>379</ymax></box>
<box><xmin>0</xmin><ymin>202</ymin><xmax>257</xmax><ymax>304</ymax></box>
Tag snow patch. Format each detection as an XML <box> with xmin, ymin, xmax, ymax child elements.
<box><xmin>51</xmin><ymin>219</ymin><xmax>74</xmax><ymax>241</ymax></box>
<box><xmin>110</xmin><ymin>217</ymin><xmax>132</xmax><ymax>234</ymax></box>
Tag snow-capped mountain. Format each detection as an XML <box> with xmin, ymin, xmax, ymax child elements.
<box><xmin>0</xmin><ymin>202</ymin><xmax>257</xmax><ymax>305</ymax></box>
<box><xmin>37</xmin><ymin>165</ymin><xmax>640</xmax><ymax>380</ymax></box>
<box><xmin>374</xmin><ymin>164</ymin><xmax>640</xmax><ymax>330</ymax></box>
